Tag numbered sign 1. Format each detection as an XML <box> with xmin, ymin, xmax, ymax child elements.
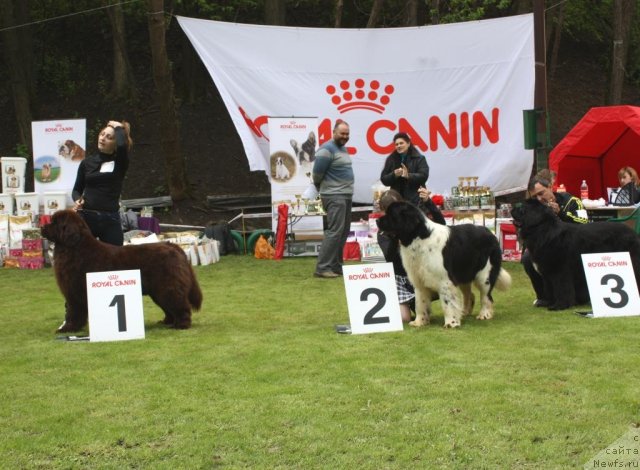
<box><xmin>86</xmin><ymin>270</ymin><xmax>145</xmax><ymax>342</ymax></box>
<box><xmin>581</xmin><ymin>252</ymin><xmax>640</xmax><ymax>318</ymax></box>
<box><xmin>343</xmin><ymin>263</ymin><xmax>403</xmax><ymax>334</ymax></box>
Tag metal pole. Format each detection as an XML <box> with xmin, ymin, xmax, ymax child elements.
<box><xmin>533</xmin><ymin>0</ymin><xmax>549</xmax><ymax>172</ymax></box>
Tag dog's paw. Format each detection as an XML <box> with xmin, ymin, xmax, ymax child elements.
<box><xmin>443</xmin><ymin>319</ymin><xmax>461</xmax><ymax>328</ymax></box>
<box><xmin>476</xmin><ymin>311</ymin><xmax>493</xmax><ymax>320</ymax></box>
<box><xmin>56</xmin><ymin>321</ymin><xmax>82</xmax><ymax>333</ymax></box>
<box><xmin>548</xmin><ymin>304</ymin><xmax>571</xmax><ymax>311</ymax></box>
<box><xmin>409</xmin><ymin>319</ymin><xmax>427</xmax><ymax>328</ymax></box>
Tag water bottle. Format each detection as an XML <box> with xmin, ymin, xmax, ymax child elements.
<box><xmin>580</xmin><ymin>180</ymin><xmax>589</xmax><ymax>200</ymax></box>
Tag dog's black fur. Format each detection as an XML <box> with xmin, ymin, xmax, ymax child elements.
<box><xmin>511</xmin><ymin>198</ymin><xmax>640</xmax><ymax>310</ymax></box>
<box><xmin>377</xmin><ymin>201</ymin><xmax>510</xmax><ymax>327</ymax></box>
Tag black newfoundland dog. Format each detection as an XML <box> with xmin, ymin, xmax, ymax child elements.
<box><xmin>377</xmin><ymin>201</ymin><xmax>511</xmax><ymax>328</ymax></box>
<box><xmin>511</xmin><ymin>199</ymin><xmax>640</xmax><ymax>310</ymax></box>
<box><xmin>42</xmin><ymin>210</ymin><xmax>203</xmax><ymax>332</ymax></box>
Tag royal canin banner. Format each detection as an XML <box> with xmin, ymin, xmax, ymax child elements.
<box><xmin>177</xmin><ymin>14</ymin><xmax>535</xmax><ymax>203</ymax></box>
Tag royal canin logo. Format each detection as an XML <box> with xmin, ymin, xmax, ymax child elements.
<box><xmin>326</xmin><ymin>79</ymin><xmax>394</xmax><ymax>114</ymax></box>
<box><xmin>237</xmin><ymin>79</ymin><xmax>500</xmax><ymax>156</ymax></box>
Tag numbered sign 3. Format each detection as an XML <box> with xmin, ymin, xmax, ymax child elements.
<box><xmin>86</xmin><ymin>270</ymin><xmax>145</xmax><ymax>342</ymax></box>
<box><xmin>581</xmin><ymin>252</ymin><xmax>640</xmax><ymax>318</ymax></box>
<box><xmin>343</xmin><ymin>263</ymin><xmax>403</xmax><ymax>334</ymax></box>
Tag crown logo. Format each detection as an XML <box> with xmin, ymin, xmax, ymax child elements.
<box><xmin>602</xmin><ymin>256</ymin><xmax>611</xmax><ymax>261</ymax></box>
<box><xmin>326</xmin><ymin>79</ymin><xmax>395</xmax><ymax>114</ymax></box>
<box><xmin>108</xmin><ymin>274</ymin><xmax>118</xmax><ymax>280</ymax></box>
<box><xmin>363</xmin><ymin>267</ymin><xmax>374</xmax><ymax>273</ymax></box>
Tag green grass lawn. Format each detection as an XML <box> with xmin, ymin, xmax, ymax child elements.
<box><xmin>1</xmin><ymin>256</ymin><xmax>639</xmax><ymax>468</ymax></box>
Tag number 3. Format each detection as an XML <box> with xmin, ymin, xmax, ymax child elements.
<box><xmin>601</xmin><ymin>273</ymin><xmax>629</xmax><ymax>308</ymax></box>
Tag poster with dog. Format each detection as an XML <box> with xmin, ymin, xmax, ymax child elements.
<box><xmin>31</xmin><ymin>119</ymin><xmax>86</xmax><ymax>208</ymax></box>
<box><xmin>268</xmin><ymin>117</ymin><xmax>323</xmax><ymax>237</ymax></box>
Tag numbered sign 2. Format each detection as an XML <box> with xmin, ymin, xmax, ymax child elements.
<box><xmin>86</xmin><ymin>270</ymin><xmax>145</xmax><ymax>342</ymax></box>
<box><xmin>581</xmin><ymin>252</ymin><xmax>640</xmax><ymax>318</ymax></box>
<box><xmin>343</xmin><ymin>263</ymin><xmax>403</xmax><ymax>334</ymax></box>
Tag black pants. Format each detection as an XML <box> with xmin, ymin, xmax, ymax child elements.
<box><xmin>79</xmin><ymin>210</ymin><xmax>124</xmax><ymax>246</ymax></box>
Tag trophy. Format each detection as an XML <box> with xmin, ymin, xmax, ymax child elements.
<box><xmin>294</xmin><ymin>194</ymin><xmax>302</xmax><ymax>215</ymax></box>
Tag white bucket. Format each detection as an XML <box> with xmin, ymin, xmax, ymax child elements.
<box><xmin>1</xmin><ymin>157</ymin><xmax>28</xmax><ymax>194</ymax></box>
<box><xmin>42</xmin><ymin>191</ymin><xmax>68</xmax><ymax>215</ymax></box>
<box><xmin>15</xmin><ymin>192</ymin><xmax>40</xmax><ymax>218</ymax></box>
<box><xmin>0</xmin><ymin>193</ymin><xmax>13</xmax><ymax>215</ymax></box>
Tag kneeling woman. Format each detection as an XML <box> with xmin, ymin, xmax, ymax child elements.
<box><xmin>72</xmin><ymin>120</ymin><xmax>133</xmax><ymax>246</ymax></box>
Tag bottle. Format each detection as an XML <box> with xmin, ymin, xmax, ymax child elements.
<box><xmin>580</xmin><ymin>180</ymin><xmax>589</xmax><ymax>200</ymax></box>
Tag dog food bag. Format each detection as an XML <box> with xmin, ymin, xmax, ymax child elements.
<box><xmin>9</xmin><ymin>215</ymin><xmax>32</xmax><ymax>249</ymax></box>
<box><xmin>0</xmin><ymin>214</ymin><xmax>8</xmax><ymax>246</ymax></box>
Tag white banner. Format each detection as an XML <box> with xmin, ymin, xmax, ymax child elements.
<box><xmin>267</xmin><ymin>117</ymin><xmax>322</xmax><ymax>234</ymax></box>
<box><xmin>32</xmin><ymin>119</ymin><xmax>86</xmax><ymax>207</ymax></box>
<box><xmin>178</xmin><ymin>14</ymin><xmax>535</xmax><ymax>203</ymax></box>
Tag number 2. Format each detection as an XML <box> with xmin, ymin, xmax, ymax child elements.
<box><xmin>361</xmin><ymin>287</ymin><xmax>389</xmax><ymax>324</ymax></box>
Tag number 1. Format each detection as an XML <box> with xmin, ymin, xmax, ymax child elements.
<box><xmin>109</xmin><ymin>294</ymin><xmax>127</xmax><ymax>332</ymax></box>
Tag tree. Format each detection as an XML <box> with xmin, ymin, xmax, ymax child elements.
<box><xmin>104</xmin><ymin>0</ymin><xmax>136</xmax><ymax>99</ymax></box>
<box><xmin>0</xmin><ymin>0</ymin><xmax>33</xmax><ymax>149</ymax></box>
<box><xmin>546</xmin><ymin>1</ymin><xmax>565</xmax><ymax>78</ymax></box>
<box><xmin>264</xmin><ymin>0</ymin><xmax>285</xmax><ymax>25</ymax></box>
<box><xmin>147</xmin><ymin>0</ymin><xmax>189</xmax><ymax>200</ymax></box>
<box><xmin>404</xmin><ymin>0</ymin><xmax>418</xmax><ymax>26</ymax></box>
<box><xmin>367</xmin><ymin>0</ymin><xmax>385</xmax><ymax>28</ymax></box>
<box><xmin>608</xmin><ymin>0</ymin><xmax>635</xmax><ymax>104</ymax></box>
<box><xmin>334</xmin><ymin>0</ymin><xmax>344</xmax><ymax>27</ymax></box>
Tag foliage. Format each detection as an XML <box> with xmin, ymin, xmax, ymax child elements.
<box><xmin>14</xmin><ymin>142</ymin><xmax>31</xmax><ymax>160</ymax></box>
<box><xmin>37</xmin><ymin>55</ymin><xmax>84</xmax><ymax>97</ymax></box>
<box><xmin>434</xmin><ymin>0</ymin><xmax>513</xmax><ymax>23</ymax></box>
<box><xmin>1</xmin><ymin>258</ymin><xmax>639</xmax><ymax>467</ymax></box>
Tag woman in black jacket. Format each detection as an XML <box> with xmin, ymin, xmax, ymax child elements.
<box><xmin>72</xmin><ymin>120</ymin><xmax>132</xmax><ymax>246</ymax></box>
<box><xmin>379</xmin><ymin>132</ymin><xmax>429</xmax><ymax>205</ymax></box>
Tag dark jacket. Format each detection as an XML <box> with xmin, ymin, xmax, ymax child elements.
<box><xmin>380</xmin><ymin>147</ymin><xmax>429</xmax><ymax>205</ymax></box>
<box><xmin>72</xmin><ymin>127</ymin><xmax>129</xmax><ymax>212</ymax></box>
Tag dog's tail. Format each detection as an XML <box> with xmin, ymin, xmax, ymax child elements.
<box><xmin>188</xmin><ymin>266</ymin><xmax>203</xmax><ymax>311</ymax></box>
<box><xmin>495</xmin><ymin>268</ymin><xmax>512</xmax><ymax>291</ymax></box>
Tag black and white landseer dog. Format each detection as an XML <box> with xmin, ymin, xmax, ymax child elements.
<box><xmin>377</xmin><ymin>201</ymin><xmax>511</xmax><ymax>328</ymax></box>
<box><xmin>511</xmin><ymin>198</ymin><xmax>640</xmax><ymax>310</ymax></box>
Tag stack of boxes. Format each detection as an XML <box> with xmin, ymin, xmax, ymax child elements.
<box><xmin>19</xmin><ymin>228</ymin><xmax>44</xmax><ymax>269</ymax></box>
<box><xmin>0</xmin><ymin>157</ymin><xmax>48</xmax><ymax>268</ymax></box>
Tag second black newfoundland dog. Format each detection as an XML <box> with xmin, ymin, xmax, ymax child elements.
<box><xmin>511</xmin><ymin>199</ymin><xmax>640</xmax><ymax>310</ymax></box>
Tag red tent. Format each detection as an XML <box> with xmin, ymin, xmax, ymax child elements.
<box><xmin>549</xmin><ymin>105</ymin><xmax>640</xmax><ymax>201</ymax></box>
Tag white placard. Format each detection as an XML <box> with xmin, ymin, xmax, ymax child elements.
<box><xmin>581</xmin><ymin>252</ymin><xmax>640</xmax><ymax>318</ymax></box>
<box><xmin>86</xmin><ymin>270</ymin><xmax>145</xmax><ymax>342</ymax></box>
<box><xmin>343</xmin><ymin>262</ymin><xmax>403</xmax><ymax>334</ymax></box>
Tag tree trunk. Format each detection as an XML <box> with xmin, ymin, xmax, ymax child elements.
<box><xmin>147</xmin><ymin>0</ymin><xmax>189</xmax><ymax>200</ymax></box>
<box><xmin>0</xmin><ymin>0</ymin><xmax>33</xmax><ymax>149</ymax></box>
<box><xmin>104</xmin><ymin>0</ymin><xmax>136</xmax><ymax>99</ymax></box>
<box><xmin>334</xmin><ymin>0</ymin><xmax>343</xmax><ymax>28</ymax></box>
<box><xmin>404</xmin><ymin>0</ymin><xmax>418</xmax><ymax>26</ymax></box>
<box><xmin>264</xmin><ymin>0</ymin><xmax>286</xmax><ymax>26</ymax></box>
<box><xmin>608</xmin><ymin>0</ymin><xmax>635</xmax><ymax>104</ymax></box>
<box><xmin>367</xmin><ymin>0</ymin><xmax>384</xmax><ymax>28</ymax></box>
<box><xmin>548</xmin><ymin>3</ymin><xmax>565</xmax><ymax>78</ymax></box>
<box><xmin>428</xmin><ymin>0</ymin><xmax>440</xmax><ymax>25</ymax></box>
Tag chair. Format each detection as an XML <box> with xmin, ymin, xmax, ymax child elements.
<box><xmin>607</xmin><ymin>206</ymin><xmax>640</xmax><ymax>234</ymax></box>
